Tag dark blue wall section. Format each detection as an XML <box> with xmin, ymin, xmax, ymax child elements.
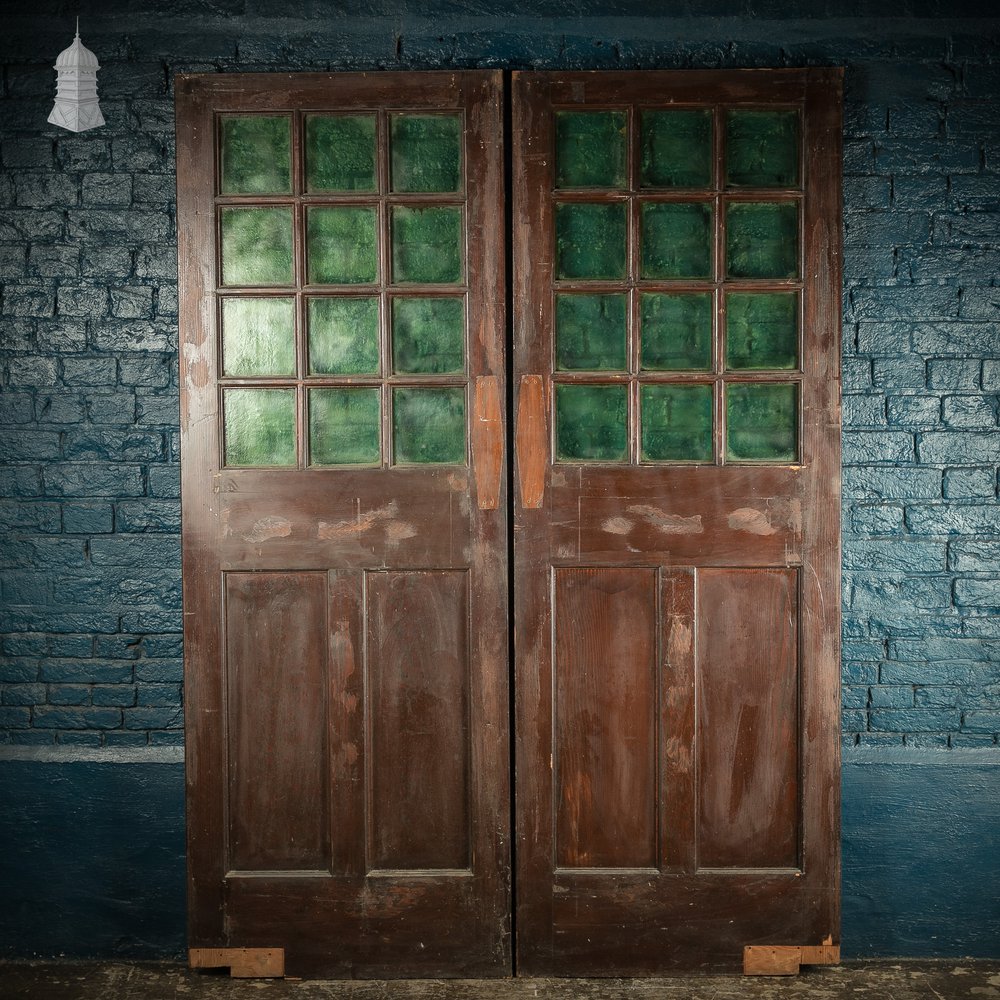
<box><xmin>2</xmin><ymin>0</ymin><xmax>999</xmax><ymax>962</ymax></box>
<box><xmin>842</xmin><ymin>750</ymin><xmax>1000</xmax><ymax>957</ymax></box>
<box><xmin>0</xmin><ymin>756</ymin><xmax>185</xmax><ymax>958</ymax></box>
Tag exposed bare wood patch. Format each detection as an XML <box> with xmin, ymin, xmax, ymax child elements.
<box><xmin>189</xmin><ymin>947</ymin><xmax>284</xmax><ymax>978</ymax></box>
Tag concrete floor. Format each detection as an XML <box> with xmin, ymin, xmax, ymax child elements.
<box><xmin>2</xmin><ymin>962</ymin><xmax>1000</xmax><ymax>1000</ymax></box>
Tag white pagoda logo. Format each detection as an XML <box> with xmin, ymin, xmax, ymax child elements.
<box><xmin>48</xmin><ymin>20</ymin><xmax>105</xmax><ymax>133</ymax></box>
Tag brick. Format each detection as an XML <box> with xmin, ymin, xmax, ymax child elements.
<box><xmin>43</xmin><ymin>463</ymin><xmax>145</xmax><ymax>498</ymax></box>
<box><xmin>873</xmin><ymin>137</ymin><xmax>980</xmax><ymax>175</ymax></box>
<box><xmin>38</xmin><ymin>660</ymin><xmax>133</xmax><ymax>684</ymax></box>
<box><xmin>843</xmin><ymin>430</ymin><xmax>914</xmax><ymax>464</ymax></box>
<box><xmin>0</xmin><ymin>210</ymin><xmax>63</xmax><ymax>241</ymax></box>
<box><xmin>914</xmin><ymin>686</ymin><xmax>959</xmax><ymax>708</ymax></box>
<box><xmin>55</xmin><ymin>139</ymin><xmax>112</xmax><ymax>171</ymax></box>
<box><xmin>843</xmin><ymin>210</ymin><xmax>930</xmax><ymax>248</ymax></box>
<box><xmin>89</xmin><ymin>535</ymin><xmax>180</xmax><ymax>567</ymax></box>
<box><xmin>115</xmin><ymin>500</ymin><xmax>180</xmax><ymax>532</ymax></box>
<box><xmin>136</xmin><ymin>683</ymin><xmax>182</xmax><ymax>707</ymax></box>
<box><xmin>843</xmin><ymin>394</ymin><xmax>886</xmax><ymax>426</ymax></box>
<box><xmin>911</xmin><ymin>322</ymin><xmax>1000</xmax><ymax>357</ymax></box>
<box><xmin>14</xmin><ymin>173</ymin><xmax>79</xmax><ymax>209</ymax></box>
<box><xmin>955</xmin><ymin>578</ymin><xmax>1000</xmax><ymax>608</ymax></box>
<box><xmin>156</xmin><ymin>285</ymin><xmax>178</xmax><ymax>318</ymax></box>
<box><xmin>0</xmin><ymin>392</ymin><xmax>34</xmax><ymax>423</ymax></box>
<box><xmin>147</xmin><ymin>464</ymin><xmax>180</xmax><ymax>498</ymax></box>
<box><xmin>3</xmin><ymin>284</ymin><xmax>55</xmax><ymax>317</ymax></box>
<box><xmin>32</xmin><ymin>706</ymin><xmax>121</xmax><ymax>729</ymax></box>
<box><xmin>109</xmin><ymin>286</ymin><xmax>155</xmax><ymax>320</ymax></box>
<box><xmin>853</xmin><ymin>285</ymin><xmax>959</xmax><ymax>323</ymax></box>
<box><xmin>851</xmin><ymin>503</ymin><xmax>904</xmax><ymax>534</ymax></box>
<box><xmin>81</xmin><ymin>245</ymin><xmax>133</xmax><ymax>276</ymax></box>
<box><xmin>947</xmin><ymin>101</ymin><xmax>997</xmax><ymax>137</ymax></box>
<box><xmin>886</xmin><ymin>394</ymin><xmax>940</xmax><ymax>427</ymax></box>
<box><xmin>0</xmin><ymin>467</ymin><xmax>43</xmax><ymax>498</ymax></box>
<box><xmin>36</xmin><ymin>319</ymin><xmax>88</xmax><ymax>353</ymax></box>
<box><xmin>134</xmin><ymin>246</ymin><xmax>177</xmax><ymax>282</ymax></box>
<box><xmin>62</xmin><ymin>503</ymin><xmax>115</xmax><ymax>534</ymax></box>
<box><xmin>841</xmin><ymin>357</ymin><xmax>871</xmax><ymax>392</ymax></box>
<box><xmin>958</xmin><ymin>288</ymin><xmax>1000</xmax><ymax>323</ymax></box>
<box><xmin>0</xmin><ymin>707</ymin><xmax>32</xmax><ymax>728</ymax></box>
<box><xmin>118</xmin><ymin>355</ymin><xmax>173</xmax><ymax>388</ymax></box>
<box><xmin>132</xmin><ymin>174</ymin><xmax>175</xmax><ymax>202</ymax></box>
<box><xmin>869</xmin><ymin>685</ymin><xmax>914</xmax><ymax>708</ymax></box>
<box><xmin>0</xmin><ymin>431</ymin><xmax>61</xmax><ymax>461</ymax></box>
<box><xmin>907</xmin><ymin>502</ymin><xmax>1000</xmax><ymax>535</ymax></box>
<box><xmin>62</xmin><ymin>428</ymin><xmax>164</xmax><ymax>462</ymax></box>
<box><xmin>844</xmin><ymin>539</ymin><xmax>945</xmax><ymax>573</ymax></box>
<box><xmin>66</xmin><ymin>210</ymin><xmax>171</xmax><ymax>243</ymax></box>
<box><xmin>949</xmin><ymin>541</ymin><xmax>1000</xmax><ymax>572</ymax></box>
<box><xmin>36</xmin><ymin>393</ymin><xmax>86</xmax><ymax>423</ymax></box>
<box><xmin>148</xmin><ymin>731</ymin><xmax>185</xmax><ymax>746</ymax></box>
<box><xmin>842</xmin><ymin>686</ymin><xmax>869</xmax><ymax>709</ymax></box>
<box><xmin>2</xmin><ymin>137</ymin><xmax>55</xmax><ymax>169</ymax></box>
<box><xmin>849</xmin><ymin>574</ymin><xmax>952</xmax><ymax>612</ymax></box>
<box><xmin>46</xmin><ymin>684</ymin><xmax>92</xmax><ymax>706</ymax></box>
<box><xmin>845</xmin><ymin>175</ymin><xmax>891</xmax><ymax>209</ymax></box>
<box><xmin>84</xmin><ymin>392</ymin><xmax>136</xmax><ymax>424</ymax></box>
<box><xmin>942</xmin><ymin>394</ymin><xmax>998</xmax><ymax>428</ymax></box>
<box><xmin>0</xmin><ymin>659</ymin><xmax>40</xmax><ymax>683</ymax></box>
<box><xmin>81</xmin><ymin>173</ymin><xmax>133</xmax><ymax>207</ymax></box>
<box><xmin>8</xmin><ymin>731</ymin><xmax>55</xmax><ymax>745</ymax></box>
<box><xmin>56</xmin><ymin>284</ymin><xmax>108</xmax><ymax>317</ymax></box>
<box><xmin>842</xmin><ymin>466</ymin><xmax>941</xmax><ymax>500</ymax></box>
<box><xmin>56</xmin><ymin>732</ymin><xmax>102</xmax><ymax>747</ymax></box>
<box><xmin>901</xmin><ymin>247</ymin><xmax>1000</xmax><ymax>283</ymax></box>
<box><xmin>92</xmin><ymin>319</ymin><xmax>175</xmax><ymax>352</ymax></box>
<box><xmin>27</xmin><ymin>245</ymin><xmax>81</xmax><ymax>278</ymax></box>
<box><xmin>2</xmin><ymin>683</ymin><xmax>46</xmax><ymax>705</ymax></box>
<box><xmin>962</xmin><ymin>711</ymin><xmax>1000</xmax><ymax>734</ymax></box>
<box><xmin>872</xmin><ymin>357</ymin><xmax>926</xmax><ymax>390</ymax></box>
<box><xmin>892</xmin><ymin>175</ymin><xmax>947</xmax><ymax>209</ymax></box>
<box><xmin>91</xmin><ymin>685</ymin><xmax>137</xmax><ymax>707</ymax></box>
<box><xmin>103</xmin><ymin>731</ymin><xmax>150</xmax><ymax>747</ymax></box>
<box><xmin>124</xmin><ymin>706</ymin><xmax>183</xmax><ymax>730</ymax></box>
<box><xmin>110</xmin><ymin>136</ymin><xmax>167</xmax><ymax>172</ymax></box>
<box><xmin>919</xmin><ymin>432</ymin><xmax>1000</xmax><ymax>465</ymax></box>
<box><xmin>949</xmin><ymin>175</ymin><xmax>1000</xmax><ymax>211</ymax></box>
<box><xmin>844</xmin><ymin>662</ymin><xmax>879</xmax><ymax>684</ymax></box>
<box><xmin>943</xmin><ymin>467</ymin><xmax>996</xmax><ymax>500</ymax></box>
<box><xmin>61</xmin><ymin>358</ymin><xmax>118</xmax><ymax>387</ymax></box>
<box><xmin>135</xmin><ymin>659</ymin><xmax>184</xmax><ymax>683</ymax></box>
<box><xmin>869</xmin><ymin>708</ymin><xmax>960</xmax><ymax>732</ymax></box>
<box><xmin>47</xmin><ymin>635</ymin><xmax>93</xmax><ymax>657</ymax></box>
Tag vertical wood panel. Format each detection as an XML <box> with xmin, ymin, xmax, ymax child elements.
<box><xmin>697</xmin><ymin>567</ymin><xmax>799</xmax><ymax>870</ymax></box>
<box><xmin>554</xmin><ymin>567</ymin><xmax>658</xmax><ymax>869</ymax></box>
<box><xmin>661</xmin><ymin>568</ymin><xmax>696</xmax><ymax>872</ymax></box>
<box><xmin>367</xmin><ymin>570</ymin><xmax>471</xmax><ymax>871</ymax></box>
<box><xmin>328</xmin><ymin>571</ymin><xmax>365</xmax><ymax>876</ymax></box>
<box><xmin>226</xmin><ymin>571</ymin><xmax>328</xmax><ymax>871</ymax></box>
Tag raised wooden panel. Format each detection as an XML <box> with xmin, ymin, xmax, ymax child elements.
<box><xmin>696</xmin><ymin>567</ymin><xmax>800</xmax><ymax>870</ymax></box>
<box><xmin>366</xmin><ymin>570</ymin><xmax>471</xmax><ymax>871</ymax></box>
<box><xmin>554</xmin><ymin>567</ymin><xmax>658</xmax><ymax>870</ymax></box>
<box><xmin>225</xmin><ymin>571</ymin><xmax>328</xmax><ymax>872</ymax></box>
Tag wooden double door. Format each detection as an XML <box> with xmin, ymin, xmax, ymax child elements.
<box><xmin>176</xmin><ymin>69</ymin><xmax>842</xmax><ymax>978</ymax></box>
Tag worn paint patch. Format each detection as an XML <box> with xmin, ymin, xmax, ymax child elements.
<box><xmin>242</xmin><ymin>515</ymin><xmax>292</xmax><ymax>543</ymax></box>
<box><xmin>602</xmin><ymin>515</ymin><xmax>632</xmax><ymax>535</ymax></box>
<box><xmin>628</xmin><ymin>504</ymin><xmax>703</xmax><ymax>534</ymax></box>
<box><xmin>318</xmin><ymin>502</ymin><xmax>398</xmax><ymax>539</ymax></box>
<box><xmin>729</xmin><ymin>507</ymin><xmax>777</xmax><ymax>535</ymax></box>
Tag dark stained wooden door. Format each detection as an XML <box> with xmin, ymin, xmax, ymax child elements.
<box><xmin>175</xmin><ymin>72</ymin><xmax>509</xmax><ymax>977</ymax></box>
<box><xmin>512</xmin><ymin>69</ymin><xmax>843</xmax><ymax>974</ymax></box>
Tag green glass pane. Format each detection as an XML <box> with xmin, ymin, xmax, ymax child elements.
<box><xmin>726</xmin><ymin>383</ymin><xmax>798</xmax><ymax>462</ymax></box>
<box><xmin>393</xmin><ymin>387</ymin><xmax>466</xmax><ymax>464</ymax></box>
<box><xmin>641</xmin><ymin>383</ymin><xmax>713</xmax><ymax>462</ymax></box>
<box><xmin>307</xmin><ymin>297</ymin><xmax>379</xmax><ymax>375</ymax></box>
<box><xmin>555</xmin><ymin>111</ymin><xmax>627</xmax><ymax>189</ymax></box>
<box><xmin>640</xmin><ymin>292</ymin><xmax>712</xmax><ymax>371</ymax></box>
<box><xmin>391</xmin><ymin>206</ymin><xmax>463</xmax><ymax>284</ymax></box>
<box><xmin>640</xmin><ymin>110</ymin><xmax>713</xmax><ymax>188</ymax></box>
<box><xmin>223</xmin><ymin>388</ymin><xmax>296</xmax><ymax>467</ymax></box>
<box><xmin>554</xmin><ymin>203</ymin><xmax>627</xmax><ymax>281</ymax></box>
<box><xmin>641</xmin><ymin>201</ymin><xmax>713</xmax><ymax>279</ymax></box>
<box><xmin>555</xmin><ymin>293</ymin><xmax>627</xmax><ymax>371</ymax></box>
<box><xmin>305</xmin><ymin>115</ymin><xmax>377</xmax><ymax>193</ymax></box>
<box><xmin>726</xmin><ymin>202</ymin><xmax>799</xmax><ymax>279</ymax></box>
<box><xmin>220</xmin><ymin>207</ymin><xmax>294</xmax><ymax>287</ymax></box>
<box><xmin>726</xmin><ymin>110</ymin><xmax>800</xmax><ymax>188</ymax></box>
<box><xmin>307</xmin><ymin>206</ymin><xmax>378</xmax><ymax>285</ymax></box>
<box><xmin>220</xmin><ymin>116</ymin><xmax>291</xmax><ymax>195</ymax></box>
<box><xmin>555</xmin><ymin>384</ymin><xmax>627</xmax><ymax>462</ymax></box>
<box><xmin>392</xmin><ymin>297</ymin><xmax>465</xmax><ymax>374</ymax></box>
<box><xmin>726</xmin><ymin>292</ymin><xmax>798</xmax><ymax>371</ymax></box>
<box><xmin>221</xmin><ymin>297</ymin><xmax>295</xmax><ymax>376</ymax></box>
<box><xmin>390</xmin><ymin>114</ymin><xmax>462</xmax><ymax>193</ymax></box>
<box><xmin>309</xmin><ymin>388</ymin><xmax>381</xmax><ymax>466</ymax></box>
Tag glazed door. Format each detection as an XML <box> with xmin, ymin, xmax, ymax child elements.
<box><xmin>175</xmin><ymin>71</ymin><xmax>509</xmax><ymax>977</ymax></box>
<box><xmin>512</xmin><ymin>69</ymin><xmax>842</xmax><ymax>974</ymax></box>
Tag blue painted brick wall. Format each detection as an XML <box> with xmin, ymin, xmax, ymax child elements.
<box><xmin>2</xmin><ymin>3</ymin><xmax>1000</xmax><ymax>751</ymax></box>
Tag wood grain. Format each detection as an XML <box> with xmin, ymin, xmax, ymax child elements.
<box><xmin>515</xmin><ymin>375</ymin><xmax>547</xmax><ymax>509</ymax></box>
<box><xmin>473</xmin><ymin>375</ymin><xmax>503</xmax><ymax>510</ymax></box>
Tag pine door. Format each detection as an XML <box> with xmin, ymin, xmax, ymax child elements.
<box><xmin>177</xmin><ymin>68</ymin><xmax>842</xmax><ymax>978</ymax></box>
<box><xmin>175</xmin><ymin>71</ymin><xmax>509</xmax><ymax>977</ymax></box>
<box><xmin>512</xmin><ymin>69</ymin><xmax>842</xmax><ymax>974</ymax></box>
